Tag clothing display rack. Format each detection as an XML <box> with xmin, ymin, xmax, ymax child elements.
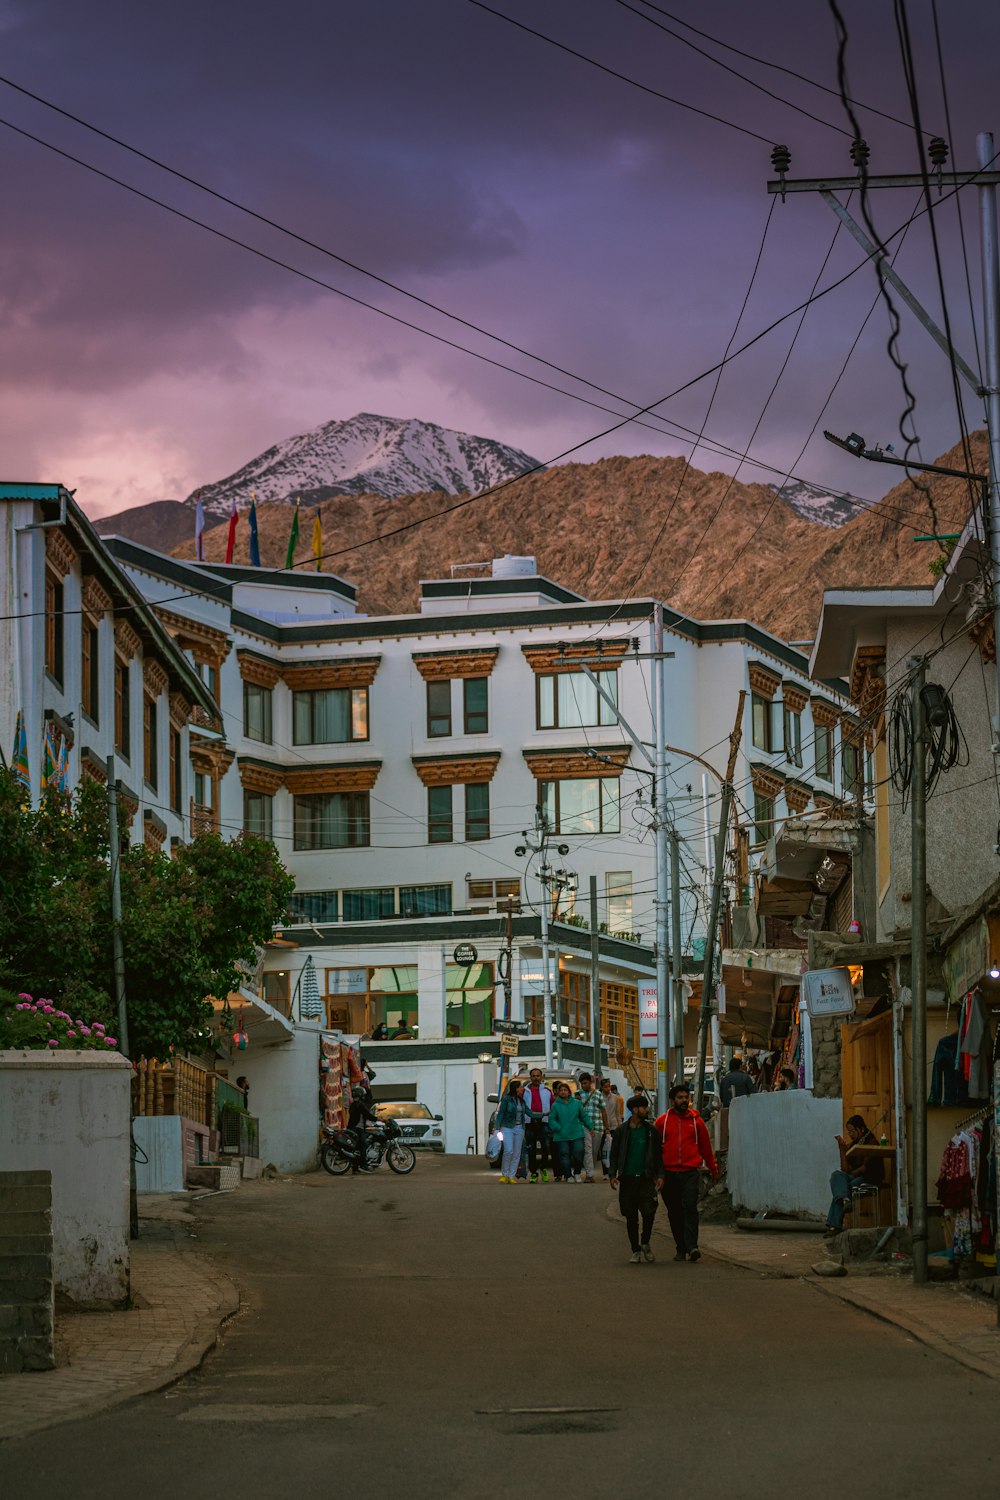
<box><xmin>953</xmin><ymin>1103</ymin><xmax>991</xmax><ymax>1133</ymax></box>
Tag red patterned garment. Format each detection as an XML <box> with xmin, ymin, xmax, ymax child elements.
<box><xmin>936</xmin><ymin>1138</ymin><xmax>972</xmax><ymax>1209</ymax></box>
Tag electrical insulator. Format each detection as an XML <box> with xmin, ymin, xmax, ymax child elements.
<box><xmin>770</xmin><ymin>143</ymin><xmax>791</xmax><ymax>201</ymax></box>
<box><xmin>928</xmin><ymin>136</ymin><xmax>949</xmax><ymax>190</ymax></box>
<box><xmin>850</xmin><ymin>137</ymin><xmax>870</xmax><ymax>174</ymax></box>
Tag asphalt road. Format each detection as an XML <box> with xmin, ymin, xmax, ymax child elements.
<box><xmin>4</xmin><ymin>1156</ymin><xmax>996</xmax><ymax>1497</ymax></box>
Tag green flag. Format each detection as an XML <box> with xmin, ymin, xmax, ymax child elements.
<box><xmin>284</xmin><ymin>498</ymin><xmax>300</xmax><ymax>569</ymax></box>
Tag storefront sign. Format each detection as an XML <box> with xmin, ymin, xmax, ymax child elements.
<box><xmin>639</xmin><ymin>981</ymin><xmax>659</xmax><ymax>1048</ymax></box>
<box><xmin>453</xmin><ymin>942</ymin><xmax>478</xmax><ymax>965</ymax></box>
<box><xmin>500</xmin><ymin>1034</ymin><xmax>519</xmax><ymax>1056</ymax></box>
<box><xmin>491</xmin><ymin>1016</ymin><xmax>530</xmax><ymax>1035</ymax></box>
<box><xmin>800</xmin><ymin>967</ymin><xmax>856</xmax><ymax>1018</ymax></box>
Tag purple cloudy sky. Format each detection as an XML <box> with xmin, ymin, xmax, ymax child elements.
<box><xmin>0</xmin><ymin>0</ymin><xmax>997</xmax><ymax>519</ymax></box>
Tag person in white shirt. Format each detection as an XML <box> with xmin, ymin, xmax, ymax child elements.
<box><xmin>523</xmin><ymin>1067</ymin><xmax>554</xmax><ymax>1183</ymax></box>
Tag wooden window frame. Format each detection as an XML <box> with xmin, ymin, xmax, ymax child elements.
<box><xmin>114</xmin><ymin>656</ymin><xmax>131</xmax><ymax>760</ymax></box>
<box><xmin>82</xmin><ymin>616</ymin><xmax>101</xmax><ymax>725</ymax></box>
<box><xmin>293</xmin><ymin>791</ymin><xmax>371</xmax><ymax>851</ymax></box>
<box><xmin>292</xmin><ymin>686</ymin><xmax>369</xmax><ymax>746</ymax></box>
<box><xmin>426</xmin><ymin>679</ymin><xmax>452</xmax><ymax>738</ymax></box>
<box><xmin>143</xmin><ymin>694</ymin><xmax>158</xmax><ymax>792</ymax></box>
<box><xmin>464</xmin><ymin>781</ymin><xmax>490</xmax><ymax>842</ymax></box>
<box><xmin>815</xmin><ymin>723</ymin><xmax>832</xmax><ymax>782</ymax></box>
<box><xmin>462</xmin><ymin>676</ymin><xmax>488</xmax><ymax>735</ymax></box>
<box><xmin>44</xmin><ymin>569</ymin><xmax>64</xmax><ymax>685</ymax></box>
<box><xmin>428</xmin><ymin>784</ymin><xmax>454</xmax><ymax>844</ymax></box>
<box><xmin>243</xmin><ymin>680</ymin><xmax>273</xmax><ymax>744</ymax></box>
<box><xmin>243</xmin><ymin>788</ymin><xmax>274</xmax><ymax>839</ymax></box>
<box><xmin>751</xmin><ymin>691</ymin><xmax>773</xmax><ymax>753</ymax></box>
<box><xmin>535</xmin><ymin>668</ymin><xmax>618</xmax><ymax>731</ymax></box>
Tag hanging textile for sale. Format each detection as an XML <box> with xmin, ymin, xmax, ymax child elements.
<box><xmin>937</xmin><ymin>1130</ymin><xmax>981</xmax><ymax>1259</ymax></box>
<box><xmin>958</xmin><ymin>990</ymin><xmax>992</xmax><ymax>1100</ymax></box>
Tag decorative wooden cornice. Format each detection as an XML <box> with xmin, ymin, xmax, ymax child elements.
<box><xmin>237</xmin><ymin>649</ymin><xmax>282</xmax><ymax>689</ymax></box>
<box><xmin>118</xmin><ymin>787</ymin><xmax>139</xmax><ymax>822</ymax></box>
<box><xmin>45</xmin><ymin>528</ymin><xmax>77</xmax><ymax>577</ymax></box>
<box><xmin>810</xmin><ymin>696</ymin><xmax>840</xmax><ymax>729</ymax></box>
<box><xmin>783</xmin><ymin>779</ymin><xmax>812</xmax><ymax>814</ymax></box>
<box><xmin>239</xmin><ymin>759</ymin><xmax>285</xmax><ymax>795</ymax></box>
<box><xmin>849</xmin><ymin>644</ymin><xmax>885</xmax><ymax>705</ymax></box>
<box><xmin>168</xmin><ymin>692</ymin><xmax>192</xmax><ymax>729</ymax></box>
<box><xmin>748</xmin><ymin>662</ymin><xmax>781</xmax><ymax>698</ymax></box>
<box><xmin>282</xmin><ymin>657</ymin><xmax>381</xmax><ymax>692</ymax></box>
<box><xmin>840</xmin><ymin>714</ymin><xmax>864</xmax><ymax>745</ymax></box>
<box><xmin>412</xmin><ymin>752</ymin><xmax>501</xmax><ymax>787</ymax></box>
<box><xmin>967</xmin><ymin>609</ymin><xmax>995</xmax><ymax>665</ymax></box>
<box><xmin>143</xmin><ymin>811</ymin><xmax>167</xmax><ymax>852</ymax></box>
<box><xmin>114</xmin><ymin>618</ymin><xmax>142</xmax><ymax>662</ymax></box>
<box><xmin>155</xmin><ymin>606</ymin><xmax>231</xmax><ymax>664</ymax></box>
<box><xmin>781</xmin><ymin>681</ymin><xmax>809</xmax><ymax>715</ymax></box>
<box><xmin>189</xmin><ymin>739</ymin><xmax>236</xmax><ymax>777</ymax></box>
<box><xmin>81</xmin><ymin>574</ymin><xmax>112</xmax><ymax>618</ymax></box>
<box><xmin>750</xmin><ymin>763</ymin><xmax>785</xmax><ymax>800</ymax></box>
<box><xmin>284</xmin><ymin>761</ymin><xmax>382</xmax><ymax>795</ymax></box>
<box><xmin>412</xmin><ymin>648</ymin><xmax>499</xmax><ymax>681</ymax></box>
<box><xmin>80</xmin><ymin>747</ymin><xmax>107</xmax><ymax>785</ymax></box>
<box><xmin>521</xmin><ymin>641</ymin><xmax>629</xmax><ymax>676</ymax></box>
<box><xmin>143</xmin><ymin>659</ymin><xmax>169</xmax><ymax>699</ymax></box>
<box><xmin>522</xmin><ymin>746</ymin><xmax>630</xmax><ymax>780</ymax></box>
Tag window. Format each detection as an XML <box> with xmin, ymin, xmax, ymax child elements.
<box><xmin>606</xmin><ymin>872</ymin><xmax>634</xmax><ymax>933</ymax></box>
<box><xmin>243</xmin><ymin>789</ymin><xmax>273</xmax><ymax>838</ymax></box>
<box><xmin>343</xmin><ymin>888</ymin><xmax>394</xmax><ymax>921</ymax></box>
<box><xmin>426</xmin><ymin>680</ymin><xmax>451</xmax><ymax>737</ymax></box>
<box><xmin>815</xmin><ymin>724</ymin><xmax>832</xmax><ymax>781</ymax></box>
<box><xmin>169</xmin><ymin>728</ymin><xmax>182</xmax><ymax>813</ymax></box>
<box><xmin>243</xmin><ymin>682</ymin><xmax>273</xmax><ymax>744</ymax></box>
<box><xmin>751</xmin><ymin>692</ymin><xmax>773</xmax><ymax>752</ymax></box>
<box><xmin>842</xmin><ymin>740</ymin><xmax>860</xmax><ymax>797</ymax></box>
<box><xmin>197</xmin><ymin>660</ymin><xmax>219</xmax><ymax>700</ymax></box>
<box><xmin>114</xmin><ymin>658</ymin><xmax>131</xmax><ymax>759</ymax></box>
<box><xmin>463</xmin><ymin>677</ymin><xmax>488</xmax><ymax>734</ymax></box>
<box><xmin>539</xmin><ymin>777</ymin><xmax>620</xmax><ymax>834</ymax></box>
<box><xmin>293</xmin><ymin>687</ymin><xmax>368</xmax><ymax>745</ymax></box>
<box><xmin>82</xmin><ymin>619</ymin><xmax>100</xmax><ymax>723</ymax></box>
<box><xmin>783</xmin><ymin>705</ymin><xmax>802</xmax><ymax>767</ymax></box>
<box><xmin>399</xmin><ymin>884</ymin><xmax>452</xmax><ymax>917</ymax></box>
<box><xmin>428</xmin><ymin>785</ymin><xmax>453</xmax><ymax>843</ymax></box>
<box><xmin>45</xmin><ymin>571</ymin><xmax>63</xmax><ymax>684</ymax></box>
<box><xmin>288</xmin><ymin>890</ymin><xmax>339</xmax><ymax>923</ymax></box>
<box><xmin>753</xmin><ymin>792</ymin><xmax>775</xmax><ymax>845</ymax></box>
<box><xmin>537</xmin><ymin>670</ymin><xmax>618</xmax><ymax>729</ymax></box>
<box><xmin>294</xmin><ymin>792</ymin><xmax>370</xmax><ymax>850</ymax></box>
<box><xmin>143</xmin><ymin>695</ymin><xmax>158</xmax><ymax>790</ymax></box>
<box><xmin>264</xmin><ymin>970</ymin><xmax>290</xmax><ymax>1009</ymax></box>
<box><xmin>444</xmin><ymin>961</ymin><xmax>494</xmax><ymax>1036</ymax></box>
<box><xmin>560</xmin><ymin>971</ymin><xmax>592</xmax><ymax>1041</ymax></box>
<box><xmin>193</xmin><ymin>771</ymin><xmax>212</xmax><ymax>809</ymax></box>
<box><xmin>467</xmin><ymin>878</ymin><xmax>520</xmax><ymax>905</ymax></box>
<box><xmin>465</xmin><ymin>783</ymin><xmax>490</xmax><ymax>841</ymax></box>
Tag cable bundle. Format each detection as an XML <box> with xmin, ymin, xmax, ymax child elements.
<box><xmin>888</xmin><ymin>677</ymin><xmax>969</xmax><ymax>805</ymax></box>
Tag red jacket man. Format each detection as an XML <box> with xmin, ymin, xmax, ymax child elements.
<box><xmin>653</xmin><ymin>1083</ymin><xmax>718</xmax><ymax>1263</ymax></box>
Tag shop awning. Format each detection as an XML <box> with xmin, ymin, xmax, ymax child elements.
<box><xmin>212</xmin><ymin>987</ymin><xmax>295</xmax><ymax>1048</ymax></box>
<box><xmin>720</xmin><ymin>949</ymin><xmax>805</xmax><ymax>1047</ymax></box>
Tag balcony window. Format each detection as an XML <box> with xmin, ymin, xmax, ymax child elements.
<box><xmin>293</xmin><ymin>791</ymin><xmax>370</xmax><ymax>850</ymax></box>
<box><xmin>428</xmin><ymin>785</ymin><xmax>453</xmax><ymax>843</ymax></box>
<box><xmin>815</xmin><ymin>725</ymin><xmax>832</xmax><ymax>781</ymax></box>
<box><xmin>537</xmin><ymin>670</ymin><xmax>618</xmax><ymax>730</ymax></box>
<box><xmin>427</xmin><ymin>680</ymin><xmax>452</xmax><ymax>738</ymax></box>
<box><xmin>293</xmin><ymin>687</ymin><xmax>368</xmax><ymax>745</ymax></box>
<box><xmin>463</xmin><ymin>677</ymin><xmax>489</xmax><ymax>734</ymax></box>
<box><xmin>288</xmin><ymin>890</ymin><xmax>339</xmax><ymax>923</ymax></box>
<box><xmin>342</xmin><ymin>887</ymin><xmax>394</xmax><ymax>921</ymax></box>
<box><xmin>243</xmin><ymin>789</ymin><xmax>273</xmax><ymax>839</ymax></box>
<box><xmin>539</xmin><ymin>777</ymin><xmax>620</xmax><ymax>834</ymax></box>
<box><xmin>783</xmin><ymin>705</ymin><xmax>802</xmax><ymax>767</ymax></box>
<box><xmin>467</xmin><ymin>878</ymin><xmax>520</xmax><ymax>906</ymax></box>
<box><xmin>45</xmin><ymin>570</ymin><xmax>64</xmax><ymax>684</ymax></box>
<box><xmin>399</xmin><ymin>884</ymin><xmax>452</xmax><ymax>917</ymax></box>
<box><xmin>244</xmin><ymin>681</ymin><xmax>273</xmax><ymax>744</ymax></box>
<box><xmin>465</xmin><ymin>782</ymin><xmax>490</xmax><ymax>841</ymax></box>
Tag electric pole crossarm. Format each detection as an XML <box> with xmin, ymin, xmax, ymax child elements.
<box><xmin>768</xmin><ymin>173</ymin><xmax>1000</xmax><ymax>193</ymax></box>
<box><xmin>818</xmin><ymin>192</ymin><xmax>981</xmax><ymax>394</ymax></box>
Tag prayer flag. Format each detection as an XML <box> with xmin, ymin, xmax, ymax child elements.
<box><xmin>12</xmin><ymin>709</ymin><xmax>29</xmax><ymax>799</ymax></box>
<box><xmin>41</xmin><ymin>721</ymin><xmax>57</xmax><ymax>792</ymax></box>
<box><xmin>195</xmin><ymin>492</ymin><xmax>205</xmax><ymax>561</ymax></box>
<box><xmin>248</xmin><ymin>493</ymin><xmax>260</xmax><ymax>568</ymax></box>
<box><xmin>284</xmin><ymin>497</ymin><xmax>300</xmax><ymax>570</ymax></box>
<box><xmin>312</xmin><ymin>508</ymin><xmax>322</xmax><ymax>571</ymax></box>
<box><xmin>225</xmin><ymin>496</ymin><xmax>239</xmax><ymax>565</ymax></box>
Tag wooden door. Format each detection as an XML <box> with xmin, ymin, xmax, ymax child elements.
<box><xmin>840</xmin><ymin>1013</ymin><xmax>894</xmax><ymax>1144</ymax></box>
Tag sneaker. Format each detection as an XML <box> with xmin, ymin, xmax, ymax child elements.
<box><xmin>568</xmin><ymin>1175</ymin><xmax>579</xmax><ymax>1184</ymax></box>
<box><xmin>673</xmin><ymin>1250</ymin><xmax>686</xmax><ymax>1262</ymax></box>
<box><xmin>641</xmin><ymin>1243</ymin><xmax>654</xmax><ymax>1262</ymax></box>
<box><xmin>540</xmin><ymin>1170</ymin><xmax>549</xmax><ymax>1183</ymax></box>
<box><xmin>688</xmin><ymin>1248</ymin><xmax>701</xmax><ymax>1263</ymax></box>
<box><xmin>498</xmin><ymin>1175</ymin><xmax>508</xmax><ymax>1183</ymax></box>
<box><xmin>629</xmin><ymin>1250</ymin><xmax>642</xmax><ymax>1265</ymax></box>
<box><xmin>530</xmin><ymin>1173</ymin><xmax>538</xmax><ymax>1184</ymax></box>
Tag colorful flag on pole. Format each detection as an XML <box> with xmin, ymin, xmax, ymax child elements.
<box><xmin>248</xmin><ymin>492</ymin><xmax>260</xmax><ymax>568</ymax></box>
<box><xmin>195</xmin><ymin>491</ymin><xmax>205</xmax><ymax>561</ymax></box>
<box><xmin>284</xmin><ymin>497</ymin><xmax>300</xmax><ymax>570</ymax></box>
<box><xmin>41</xmin><ymin>721</ymin><xmax>57</xmax><ymax>792</ymax></box>
<box><xmin>55</xmin><ymin>733</ymin><xmax>70</xmax><ymax>799</ymax></box>
<box><xmin>12</xmin><ymin>710</ymin><xmax>29</xmax><ymax>800</ymax></box>
<box><xmin>225</xmin><ymin>496</ymin><xmax>239</xmax><ymax>565</ymax></box>
<box><xmin>312</xmin><ymin>508</ymin><xmax>322</xmax><ymax>572</ymax></box>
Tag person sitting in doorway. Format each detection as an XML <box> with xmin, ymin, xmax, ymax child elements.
<box><xmin>824</xmin><ymin>1114</ymin><xmax>884</xmax><ymax>1238</ymax></box>
<box><xmin>778</xmin><ymin>1067</ymin><xmax>797</xmax><ymax>1091</ymax></box>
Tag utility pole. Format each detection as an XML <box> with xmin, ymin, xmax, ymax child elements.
<box><xmin>589</xmin><ymin>875</ymin><xmax>601</xmax><ymax>1078</ymax></box>
<box><xmin>670</xmin><ymin>828</ymin><xmax>684</xmax><ymax>1086</ymax></box>
<box><xmin>653</xmin><ymin>603</ymin><xmax>670</xmax><ymax>1114</ymax></box>
<box><xmin>694</xmin><ymin>694</ymin><xmax>745</xmax><ymax>1116</ymax></box>
<box><xmin>106</xmin><ymin>755</ymin><xmax>136</xmax><ymax>1242</ymax></box>
<box><xmin>495</xmin><ymin>895</ymin><xmax>515</xmax><ymax>1101</ymax></box>
<box><xmin>977</xmin><ymin>131</ymin><xmax>1000</xmax><ymax>735</ymax></box>
<box><xmin>516</xmin><ymin>814</ymin><xmax>567</xmax><ymax>1069</ymax></box>
<box><xmin>909</xmin><ymin>658</ymin><xmax>929</xmax><ymax>1286</ymax></box>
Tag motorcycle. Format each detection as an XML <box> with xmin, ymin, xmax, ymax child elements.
<box><xmin>320</xmin><ymin>1117</ymin><xmax>417</xmax><ymax>1176</ymax></box>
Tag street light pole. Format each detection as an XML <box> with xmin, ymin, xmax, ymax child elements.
<box><xmin>910</xmin><ymin>658</ymin><xmax>929</xmax><ymax>1286</ymax></box>
<box><xmin>977</xmin><ymin>131</ymin><xmax>1000</xmax><ymax>740</ymax></box>
<box><xmin>653</xmin><ymin>603</ymin><xmax>670</xmax><ymax>1114</ymax></box>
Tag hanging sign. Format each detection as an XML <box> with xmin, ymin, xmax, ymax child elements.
<box><xmin>638</xmin><ymin>980</ymin><xmax>659</xmax><ymax>1048</ymax></box>
<box><xmin>800</xmin><ymin>967</ymin><xmax>856</xmax><ymax>1018</ymax></box>
<box><xmin>453</xmin><ymin>942</ymin><xmax>478</xmax><ymax>965</ymax></box>
<box><xmin>500</xmin><ymin>1034</ymin><xmax>520</xmax><ymax>1056</ymax></box>
<box><xmin>492</xmin><ymin>1017</ymin><xmax>530</xmax><ymax>1035</ymax></box>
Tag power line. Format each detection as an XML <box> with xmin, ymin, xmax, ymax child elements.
<box><xmin>463</xmin><ymin>0</ymin><xmax>776</xmax><ymax>144</ymax></box>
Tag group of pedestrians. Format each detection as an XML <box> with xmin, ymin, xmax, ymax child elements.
<box><xmin>494</xmin><ymin>1070</ymin><xmax>718</xmax><ymax>1265</ymax></box>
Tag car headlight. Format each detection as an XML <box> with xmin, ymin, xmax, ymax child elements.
<box><xmin>431</xmin><ymin>1128</ymin><xmax>442</xmax><ymax>1136</ymax></box>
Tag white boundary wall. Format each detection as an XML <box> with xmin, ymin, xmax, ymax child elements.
<box><xmin>726</xmin><ymin>1091</ymin><xmax>842</xmax><ymax>1218</ymax></box>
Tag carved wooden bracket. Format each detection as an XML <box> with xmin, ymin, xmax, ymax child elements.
<box><xmin>750</xmin><ymin>763</ymin><xmax>785</xmax><ymax>800</ymax></box>
<box><xmin>168</xmin><ymin>692</ymin><xmax>192</xmax><ymax>729</ymax></box>
<box><xmin>781</xmin><ymin>682</ymin><xmax>809</xmax><ymax>715</ymax></box>
<box><xmin>143</xmin><ymin>659</ymin><xmax>169</xmax><ymax>699</ymax></box>
<box><xmin>237</xmin><ymin>649</ymin><xmax>282</xmax><ymax>689</ymax></box>
<box><xmin>748</xmin><ymin>662</ymin><xmax>781</xmax><ymax>698</ymax></box>
<box><xmin>284</xmin><ymin>761</ymin><xmax>382</xmax><ymax>794</ymax></box>
<box><xmin>45</xmin><ymin>528</ymin><xmax>77</xmax><ymax>576</ymax></box>
<box><xmin>155</xmin><ymin>605</ymin><xmax>232</xmax><ymax>663</ymax></box>
<box><xmin>810</xmin><ymin>696</ymin><xmax>840</xmax><ymax>729</ymax></box>
<box><xmin>521</xmin><ymin>641</ymin><xmax>628</xmax><ymax>676</ymax></box>
<box><xmin>282</xmin><ymin>657</ymin><xmax>381</xmax><ymax>691</ymax></box>
<box><xmin>783</xmin><ymin>779</ymin><xmax>811</xmax><ymax>814</ymax></box>
<box><xmin>411</xmin><ymin>752</ymin><xmax>501</xmax><ymax>787</ymax></box>
<box><xmin>522</xmin><ymin>746</ymin><xmax>629</xmax><ymax>780</ymax></box>
<box><xmin>81</xmin><ymin>574</ymin><xmax>113</xmax><ymax>618</ymax></box>
<box><xmin>412</xmin><ymin>648</ymin><xmax>499</xmax><ymax>681</ymax></box>
<box><xmin>114</xmin><ymin>618</ymin><xmax>142</xmax><ymax>661</ymax></box>
<box><xmin>239</xmin><ymin>759</ymin><xmax>285</xmax><ymax>795</ymax></box>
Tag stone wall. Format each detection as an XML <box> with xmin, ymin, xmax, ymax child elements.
<box><xmin>0</xmin><ymin>1169</ymin><xmax>54</xmax><ymax>1372</ymax></box>
<box><xmin>811</xmin><ymin>1017</ymin><xmax>842</xmax><ymax>1099</ymax></box>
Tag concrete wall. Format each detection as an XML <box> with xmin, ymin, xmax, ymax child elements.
<box><xmin>133</xmin><ymin>1117</ymin><xmax>186</xmax><ymax>1193</ymax></box>
<box><xmin>0</xmin><ymin>1051</ymin><xmax>131</xmax><ymax>1306</ymax></box>
<box><xmin>0</xmin><ymin>1169</ymin><xmax>55</xmax><ymax>1372</ymax></box>
<box><xmin>234</xmin><ymin>1027</ymin><xmax>320</xmax><ymax>1173</ymax></box>
<box><xmin>727</xmin><ymin>1091</ymin><xmax>842</xmax><ymax>1218</ymax></box>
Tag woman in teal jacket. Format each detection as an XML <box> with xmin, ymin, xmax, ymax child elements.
<box><xmin>548</xmin><ymin>1082</ymin><xmax>588</xmax><ymax>1182</ymax></box>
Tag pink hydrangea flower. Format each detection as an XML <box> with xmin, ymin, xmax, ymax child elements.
<box><xmin>17</xmin><ymin>992</ymin><xmax>31</xmax><ymax>1001</ymax></box>
<box><xmin>80</xmin><ymin>1026</ymin><xmax>91</xmax><ymax>1036</ymax></box>
<box><xmin>105</xmin><ymin>1037</ymin><xmax>118</xmax><ymax>1047</ymax></box>
<box><xmin>41</xmin><ymin>1005</ymin><xmax>54</xmax><ymax>1014</ymax></box>
<box><xmin>46</xmin><ymin>1039</ymin><xmax>58</xmax><ymax>1048</ymax></box>
<box><xmin>66</xmin><ymin>1030</ymin><xmax>77</xmax><ymax>1038</ymax></box>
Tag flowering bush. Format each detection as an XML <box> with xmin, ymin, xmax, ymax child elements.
<box><xmin>0</xmin><ymin>990</ymin><xmax>119</xmax><ymax>1052</ymax></box>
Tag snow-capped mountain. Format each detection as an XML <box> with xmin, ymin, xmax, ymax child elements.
<box><xmin>183</xmin><ymin>412</ymin><xmax>539</xmax><ymax>519</ymax></box>
<box><xmin>771</xmin><ymin>478</ymin><xmax>873</xmax><ymax>528</ymax></box>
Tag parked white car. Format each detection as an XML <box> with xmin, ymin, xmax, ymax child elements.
<box><xmin>375</xmin><ymin>1101</ymin><xmax>445</xmax><ymax>1151</ymax></box>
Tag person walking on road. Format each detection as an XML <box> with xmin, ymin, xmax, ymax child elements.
<box><xmin>494</xmin><ymin>1077</ymin><xmax>529</xmax><ymax>1184</ymax></box>
<box><xmin>609</xmin><ymin>1094</ymin><xmax>659</xmax><ymax>1264</ymax></box>
<box><xmin>599</xmin><ymin>1078</ymin><xmax>624</xmax><ymax>1177</ymax></box>
<box><xmin>548</xmin><ymin>1082</ymin><xmax>588</xmax><ymax>1183</ymax></box>
<box><xmin>654</xmin><ymin>1083</ymin><xmax>718</xmax><ymax>1262</ymax></box>
<box><xmin>576</xmin><ymin>1072</ymin><xmax>608</xmax><ymax>1182</ymax></box>
<box><xmin>719</xmin><ymin>1055</ymin><xmax>756</xmax><ymax>1108</ymax></box>
<box><xmin>524</xmin><ymin>1067</ymin><xmax>554</xmax><ymax>1183</ymax></box>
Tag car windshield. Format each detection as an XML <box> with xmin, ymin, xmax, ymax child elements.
<box><xmin>377</xmin><ymin>1102</ymin><xmax>433</xmax><ymax>1120</ymax></box>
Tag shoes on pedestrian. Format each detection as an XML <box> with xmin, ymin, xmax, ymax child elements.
<box><xmin>641</xmin><ymin>1242</ymin><xmax>655</xmax><ymax>1262</ymax></box>
<box><xmin>568</xmin><ymin>1175</ymin><xmax>579</xmax><ymax>1184</ymax></box>
<box><xmin>514</xmin><ymin>1175</ymin><xmax>525</xmax><ymax>1183</ymax></box>
<box><xmin>530</xmin><ymin>1173</ymin><xmax>538</xmax><ymax>1183</ymax></box>
<box><xmin>823</xmin><ymin>1226</ymin><xmax>838</xmax><ymax>1239</ymax></box>
<box><xmin>540</xmin><ymin>1170</ymin><xmax>549</xmax><ymax>1183</ymax></box>
<box><xmin>629</xmin><ymin>1250</ymin><xmax>642</xmax><ymax>1265</ymax></box>
<box><xmin>673</xmin><ymin>1250</ymin><xmax>686</xmax><ymax>1262</ymax></box>
<box><xmin>688</xmin><ymin>1248</ymin><xmax>701</xmax><ymax>1263</ymax></box>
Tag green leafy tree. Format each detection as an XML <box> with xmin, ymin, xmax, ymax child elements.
<box><xmin>0</xmin><ymin>769</ymin><xmax>294</xmax><ymax>1057</ymax></box>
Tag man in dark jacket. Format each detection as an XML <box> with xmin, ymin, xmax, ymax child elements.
<box><xmin>609</xmin><ymin>1095</ymin><xmax>660</xmax><ymax>1264</ymax></box>
<box><xmin>719</xmin><ymin>1056</ymin><xmax>756</xmax><ymax>1108</ymax></box>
